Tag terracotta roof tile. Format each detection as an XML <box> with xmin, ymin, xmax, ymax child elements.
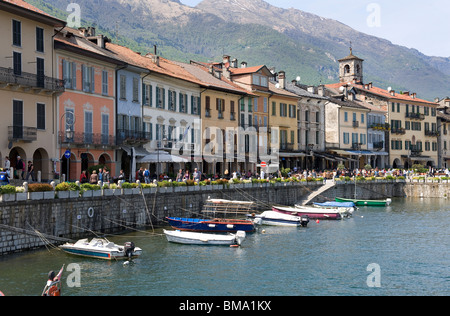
<box><xmin>326</xmin><ymin>82</ymin><xmax>437</xmax><ymax>106</ymax></box>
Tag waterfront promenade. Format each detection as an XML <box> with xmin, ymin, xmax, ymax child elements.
<box><xmin>1</xmin><ymin>172</ymin><xmax>449</xmax><ymax>256</ymax></box>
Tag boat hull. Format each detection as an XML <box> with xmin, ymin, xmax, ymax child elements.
<box><xmin>273</xmin><ymin>206</ymin><xmax>342</xmax><ymax>220</ymax></box>
<box><xmin>335</xmin><ymin>197</ymin><xmax>391</xmax><ymax>207</ymax></box>
<box><xmin>166</xmin><ymin>217</ymin><xmax>255</xmax><ymax>233</ymax></box>
<box><xmin>164</xmin><ymin>230</ymin><xmax>245</xmax><ymax>246</ymax></box>
<box><xmin>247</xmin><ymin>211</ymin><xmax>309</xmax><ymax>227</ymax></box>
<box><xmin>59</xmin><ymin>239</ymin><xmax>142</xmax><ymax>260</ymax></box>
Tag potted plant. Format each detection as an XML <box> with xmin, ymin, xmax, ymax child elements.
<box><xmin>0</xmin><ymin>185</ymin><xmax>17</xmax><ymax>202</ymax></box>
<box><xmin>141</xmin><ymin>183</ymin><xmax>157</xmax><ymax>194</ymax></box>
<box><xmin>15</xmin><ymin>186</ymin><xmax>27</xmax><ymax>201</ymax></box>
<box><xmin>28</xmin><ymin>183</ymin><xmax>54</xmax><ymax>200</ymax></box>
<box><xmin>122</xmin><ymin>182</ymin><xmax>140</xmax><ymax>195</ymax></box>
<box><xmin>80</xmin><ymin>183</ymin><xmax>101</xmax><ymax>198</ymax></box>
<box><xmin>55</xmin><ymin>182</ymin><xmax>80</xmax><ymax>199</ymax></box>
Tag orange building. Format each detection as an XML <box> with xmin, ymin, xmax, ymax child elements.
<box><xmin>55</xmin><ymin>27</ymin><xmax>125</xmax><ymax>181</ymax></box>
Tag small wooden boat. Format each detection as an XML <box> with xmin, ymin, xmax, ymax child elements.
<box><xmin>335</xmin><ymin>197</ymin><xmax>392</xmax><ymax>207</ymax></box>
<box><xmin>166</xmin><ymin>217</ymin><xmax>256</xmax><ymax>233</ymax></box>
<box><xmin>60</xmin><ymin>238</ymin><xmax>142</xmax><ymax>260</ymax></box>
<box><xmin>311</xmin><ymin>201</ymin><xmax>357</xmax><ymax>217</ymax></box>
<box><xmin>273</xmin><ymin>205</ymin><xmax>342</xmax><ymax>220</ymax></box>
<box><xmin>247</xmin><ymin>211</ymin><xmax>309</xmax><ymax>227</ymax></box>
<box><xmin>164</xmin><ymin>230</ymin><xmax>246</xmax><ymax>246</ymax></box>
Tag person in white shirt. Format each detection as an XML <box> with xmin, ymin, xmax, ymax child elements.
<box><xmin>4</xmin><ymin>156</ymin><xmax>10</xmax><ymax>178</ymax></box>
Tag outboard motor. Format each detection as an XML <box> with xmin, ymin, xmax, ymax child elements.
<box><xmin>300</xmin><ymin>215</ymin><xmax>310</xmax><ymax>227</ymax></box>
<box><xmin>124</xmin><ymin>242</ymin><xmax>135</xmax><ymax>259</ymax></box>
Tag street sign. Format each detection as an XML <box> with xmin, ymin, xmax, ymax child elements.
<box><xmin>64</xmin><ymin>150</ymin><xmax>71</xmax><ymax>159</ymax></box>
<box><xmin>261</xmin><ymin>161</ymin><xmax>267</xmax><ymax>168</ymax></box>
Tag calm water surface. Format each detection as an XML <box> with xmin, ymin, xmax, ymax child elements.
<box><xmin>0</xmin><ymin>198</ymin><xmax>449</xmax><ymax>296</ymax></box>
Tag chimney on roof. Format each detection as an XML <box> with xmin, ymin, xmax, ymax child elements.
<box><xmin>278</xmin><ymin>71</ymin><xmax>286</xmax><ymax>89</ymax></box>
<box><xmin>231</xmin><ymin>58</ymin><xmax>238</xmax><ymax>68</ymax></box>
<box><xmin>403</xmin><ymin>91</ymin><xmax>410</xmax><ymax>96</ymax></box>
<box><xmin>223</xmin><ymin>55</ymin><xmax>231</xmax><ymax>66</ymax></box>
<box><xmin>411</xmin><ymin>93</ymin><xmax>416</xmax><ymax>99</ymax></box>
<box><xmin>241</xmin><ymin>61</ymin><xmax>247</xmax><ymax>68</ymax></box>
<box><xmin>152</xmin><ymin>45</ymin><xmax>160</xmax><ymax>66</ymax></box>
<box><xmin>318</xmin><ymin>85</ymin><xmax>325</xmax><ymax>97</ymax></box>
<box><xmin>390</xmin><ymin>90</ymin><xmax>396</xmax><ymax>96</ymax></box>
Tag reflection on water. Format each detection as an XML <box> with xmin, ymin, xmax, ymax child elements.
<box><xmin>0</xmin><ymin>198</ymin><xmax>449</xmax><ymax>296</ymax></box>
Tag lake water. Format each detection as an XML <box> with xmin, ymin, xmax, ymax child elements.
<box><xmin>0</xmin><ymin>197</ymin><xmax>449</xmax><ymax>296</ymax></box>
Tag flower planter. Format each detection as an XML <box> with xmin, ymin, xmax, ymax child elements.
<box><xmin>43</xmin><ymin>191</ymin><xmax>55</xmax><ymax>200</ymax></box>
<box><xmin>174</xmin><ymin>186</ymin><xmax>187</xmax><ymax>193</ymax></box>
<box><xmin>28</xmin><ymin>192</ymin><xmax>44</xmax><ymax>200</ymax></box>
<box><xmin>16</xmin><ymin>193</ymin><xmax>27</xmax><ymax>201</ymax></box>
<box><xmin>83</xmin><ymin>190</ymin><xmax>93</xmax><ymax>198</ymax></box>
<box><xmin>0</xmin><ymin>194</ymin><xmax>16</xmax><ymax>203</ymax></box>
<box><xmin>102</xmin><ymin>189</ymin><xmax>115</xmax><ymax>196</ymax></box>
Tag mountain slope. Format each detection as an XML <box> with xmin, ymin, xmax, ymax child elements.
<box><xmin>27</xmin><ymin>0</ymin><xmax>450</xmax><ymax>100</ymax></box>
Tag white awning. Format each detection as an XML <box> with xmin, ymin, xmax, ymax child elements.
<box><xmin>137</xmin><ymin>150</ymin><xmax>189</xmax><ymax>163</ymax></box>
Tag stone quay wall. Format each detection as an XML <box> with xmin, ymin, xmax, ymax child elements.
<box><xmin>0</xmin><ymin>181</ymin><xmax>445</xmax><ymax>256</ymax></box>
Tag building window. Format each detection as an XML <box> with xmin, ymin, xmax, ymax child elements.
<box><xmin>180</xmin><ymin>93</ymin><xmax>188</xmax><ymax>113</ymax></box>
<box><xmin>143</xmin><ymin>84</ymin><xmax>152</xmax><ymax>106</ymax></box>
<box><xmin>101</xmin><ymin>114</ymin><xmax>109</xmax><ymax>144</ymax></box>
<box><xmin>36</xmin><ymin>27</ymin><xmax>44</xmax><ymax>52</ymax></box>
<box><xmin>272</xmin><ymin>102</ymin><xmax>276</xmax><ymax>116</ymax></box>
<box><xmin>133</xmin><ymin>77</ymin><xmax>139</xmax><ymax>102</ymax></box>
<box><xmin>13</xmin><ymin>52</ymin><xmax>21</xmax><ymax>76</ymax></box>
<box><xmin>343</xmin><ymin>132</ymin><xmax>349</xmax><ymax>145</ymax></box>
<box><xmin>84</xmin><ymin>111</ymin><xmax>93</xmax><ymax>144</ymax></box>
<box><xmin>102</xmin><ymin>71</ymin><xmax>108</xmax><ymax>95</ymax></box>
<box><xmin>217</xmin><ymin>98</ymin><xmax>225</xmax><ymax>119</ymax></box>
<box><xmin>82</xmin><ymin>65</ymin><xmax>95</xmax><ymax>93</ymax></box>
<box><xmin>37</xmin><ymin>103</ymin><xmax>45</xmax><ymax>130</ymax></box>
<box><xmin>156</xmin><ymin>87</ymin><xmax>165</xmax><ymax>109</ymax></box>
<box><xmin>13</xmin><ymin>100</ymin><xmax>23</xmax><ymax>139</ymax></box>
<box><xmin>120</xmin><ymin>75</ymin><xmax>126</xmax><ymax>100</ymax></box>
<box><xmin>168</xmin><ymin>90</ymin><xmax>176</xmax><ymax>111</ymax></box>
<box><xmin>62</xmin><ymin>60</ymin><xmax>77</xmax><ymax>89</ymax></box>
<box><xmin>344</xmin><ymin>112</ymin><xmax>348</xmax><ymax>122</ymax></box>
<box><xmin>12</xmin><ymin>20</ymin><xmax>21</xmax><ymax>47</ymax></box>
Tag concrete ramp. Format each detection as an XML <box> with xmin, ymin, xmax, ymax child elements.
<box><xmin>299</xmin><ymin>180</ymin><xmax>336</xmax><ymax>205</ymax></box>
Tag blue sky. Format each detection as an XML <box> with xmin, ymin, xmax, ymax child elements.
<box><xmin>180</xmin><ymin>0</ymin><xmax>449</xmax><ymax>57</ymax></box>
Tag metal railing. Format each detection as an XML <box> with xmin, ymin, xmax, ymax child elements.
<box><xmin>0</xmin><ymin>67</ymin><xmax>64</xmax><ymax>92</ymax></box>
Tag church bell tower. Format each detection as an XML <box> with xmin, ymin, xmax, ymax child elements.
<box><xmin>339</xmin><ymin>47</ymin><xmax>364</xmax><ymax>84</ymax></box>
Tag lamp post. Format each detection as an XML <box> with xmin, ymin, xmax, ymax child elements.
<box><xmin>157</xmin><ymin>137</ymin><xmax>168</xmax><ymax>181</ymax></box>
<box><xmin>60</xmin><ymin>111</ymin><xmax>75</xmax><ymax>182</ymax></box>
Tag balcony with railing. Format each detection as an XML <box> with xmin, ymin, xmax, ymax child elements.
<box><xmin>425</xmin><ymin>130</ymin><xmax>440</xmax><ymax>137</ymax></box>
<box><xmin>280</xmin><ymin>143</ymin><xmax>294</xmax><ymax>151</ymax></box>
<box><xmin>391</xmin><ymin>128</ymin><xmax>406</xmax><ymax>135</ymax></box>
<box><xmin>8</xmin><ymin>126</ymin><xmax>37</xmax><ymax>142</ymax></box>
<box><xmin>0</xmin><ymin>67</ymin><xmax>65</xmax><ymax>93</ymax></box>
<box><xmin>352</xmin><ymin>121</ymin><xmax>359</xmax><ymax>128</ymax></box>
<box><xmin>372</xmin><ymin>141</ymin><xmax>385</xmax><ymax>150</ymax></box>
<box><xmin>410</xmin><ymin>145</ymin><xmax>423</xmax><ymax>157</ymax></box>
<box><xmin>369</xmin><ymin>123</ymin><xmax>390</xmax><ymax>131</ymax></box>
<box><xmin>116</xmin><ymin>129</ymin><xmax>151</xmax><ymax>145</ymax></box>
<box><xmin>406</xmin><ymin>112</ymin><xmax>425</xmax><ymax>120</ymax></box>
<box><xmin>59</xmin><ymin>131</ymin><xmax>116</xmax><ymax>147</ymax></box>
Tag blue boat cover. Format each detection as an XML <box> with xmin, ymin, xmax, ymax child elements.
<box><xmin>314</xmin><ymin>202</ymin><xmax>355</xmax><ymax>208</ymax></box>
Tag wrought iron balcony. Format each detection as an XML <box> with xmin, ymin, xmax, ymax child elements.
<box><xmin>406</xmin><ymin>112</ymin><xmax>425</xmax><ymax>120</ymax></box>
<box><xmin>0</xmin><ymin>67</ymin><xmax>65</xmax><ymax>93</ymax></box>
<box><xmin>372</xmin><ymin>141</ymin><xmax>385</xmax><ymax>150</ymax></box>
<box><xmin>352</xmin><ymin>121</ymin><xmax>359</xmax><ymax>128</ymax></box>
<box><xmin>116</xmin><ymin>129</ymin><xmax>151</xmax><ymax>145</ymax></box>
<box><xmin>391</xmin><ymin>128</ymin><xmax>406</xmax><ymax>135</ymax></box>
<box><xmin>8</xmin><ymin>126</ymin><xmax>37</xmax><ymax>142</ymax></box>
<box><xmin>410</xmin><ymin>145</ymin><xmax>423</xmax><ymax>157</ymax></box>
<box><xmin>59</xmin><ymin>131</ymin><xmax>116</xmax><ymax>147</ymax></box>
<box><xmin>425</xmin><ymin>130</ymin><xmax>440</xmax><ymax>137</ymax></box>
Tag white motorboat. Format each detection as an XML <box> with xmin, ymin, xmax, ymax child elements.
<box><xmin>164</xmin><ymin>230</ymin><xmax>246</xmax><ymax>246</ymax></box>
<box><xmin>247</xmin><ymin>211</ymin><xmax>309</xmax><ymax>227</ymax></box>
<box><xmin>59</xmin><ymin>238</ymin><xmax>142</xmax><ymax>260</ymax></box>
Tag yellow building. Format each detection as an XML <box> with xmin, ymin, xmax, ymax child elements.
<box><xmin>182</xmin><ymin>60</ymin><xmax>253</xmax><ymax>176</ymax></box>
<box><xmin>0</xmin><ymin>0</ymin><xmax>65</xmax><ymax>181</ymax></box>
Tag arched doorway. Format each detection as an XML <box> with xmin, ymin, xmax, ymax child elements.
<box><xmin>33</xmin><ymin>148</ymin><xmax>50</xmax><ymax>182</ymax></box>
<box><xmin>393</xmin><ymin>158</ymin><xmax>401</xmax><ymax>169</ymax></box>
<box><xmin>9</xmin><ymin>147</ymin><xmax>26</xmax><ymax>179</ymax></box>
<box><xmin>81</xmin><ymin>153</ymin><xmax>94</xmax><ymax>175</ymax></box>
<box><xmin>99</xmin><ymin>153</ymin><xmax>112</xmax><ymax>171</ymax></box>
<box><xmin>61</xmin><ymin>153</ymin><xmax>76</xmax><ymax>182</ymax></box>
